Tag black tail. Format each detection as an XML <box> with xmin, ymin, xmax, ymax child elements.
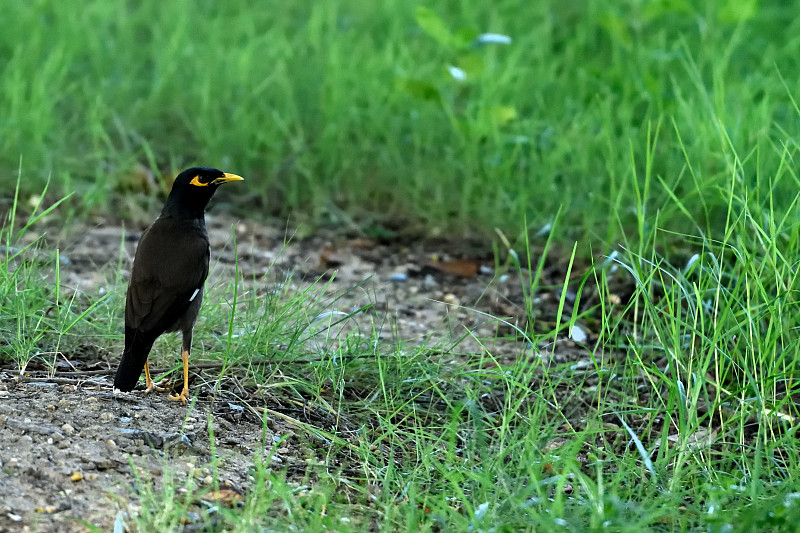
<box><xmin>113</xmin><ymin>327</ymin><xmax>155</xmax><ymax>392</ymax></box>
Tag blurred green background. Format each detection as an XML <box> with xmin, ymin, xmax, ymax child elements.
<box><xmin>2</xmin><ymin>0</ymin><xmax>798</xmax><ymax>244</ymax></box>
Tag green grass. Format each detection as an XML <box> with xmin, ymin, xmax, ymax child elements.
<box><xmin>4</xmin><ymin>0</ymin><xmax>800</xmax><ymax>243</ymax></box>
<box><xmin>5</xmin><ymin>1</ymin><xmax>800</xmax><ymax>531</ymax></box>
<box><xmin>0</xmin><ymin>174</ymin><xmax>114</xmax><ymax>371</ymax></box>
<box><xmin>116</xmin><ymin>194</ymin><xmax>800</xmax><ymax>532</ymax></box>
<box><xmin>8</xmin><ymin>167</ymin><xmax>800</xmax><ymax>530</ymax></box>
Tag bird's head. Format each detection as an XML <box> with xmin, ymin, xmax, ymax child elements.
<box><xmin>162</xmin><ymin>167</ymin><xmax>244</xmax><ymax>219</ymax></box>
<box><xmin>179</xmin><ymin>167</ymin><xmax>244</xmax><ymax>189</ymax></box>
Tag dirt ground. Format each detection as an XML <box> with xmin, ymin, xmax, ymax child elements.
<box><xmin>0</xmin><ymin>214</ymin><xmax>602</xmax><ymax>532</ymax></box>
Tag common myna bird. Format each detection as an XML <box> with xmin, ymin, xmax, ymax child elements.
<box><xmin>113</xmin><ymin>167</ymin><xmax>243</xmax><ymax>403</ymax></box>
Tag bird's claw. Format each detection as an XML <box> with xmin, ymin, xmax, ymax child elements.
<box><xmin>169</xmin><ymin>389</ymin><xmax>189</xmax><ymax>404</ymax></box>
<box><xmin>145</xmin><ymin>379</ymin><xmax>170</xmax><ymax>393</ymax></box>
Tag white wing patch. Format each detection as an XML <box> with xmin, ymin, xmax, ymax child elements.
<box><xmin>189</xmin><ymin>288</ymin><xmax>200</xmax><ymax>302</ymax></box>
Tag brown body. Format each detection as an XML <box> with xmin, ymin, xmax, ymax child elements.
<box><xmin>113</xmin><ymin>217</ymin><xmax>209</xmax><ymax>392</ymax></box>
<box><xmin>113</xmin><ymin>167</ymin><xmax>242</xmax><ymax>402</ymax></box>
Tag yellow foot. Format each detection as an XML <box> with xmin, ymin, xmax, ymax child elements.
<box><xmin>145</xmin><ymin>380</ymin><xmax>170</xmax><ymax>393</ymax></box>
<box><xmin>143</xmin><ymin>361</ymin><xmax>169</xmax><ymax>393</ymax></box>
<box><xmin>169</xmin><ymin>388</ymin><xmax>189</xmax><ymax>404</ymax></box>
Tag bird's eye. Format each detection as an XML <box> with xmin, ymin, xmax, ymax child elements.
<box><xmin>189</xmin><ymin>175</ymin><xmax>210</xmax><ymax>187</ymax></box>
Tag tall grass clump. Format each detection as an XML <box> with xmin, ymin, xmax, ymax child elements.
<box><xmin>583</xmin><ymin>114</ymin><xmax>800</xmax><ymax>529</ymax></box>
<box><xmin>0</xmin><ymin>171</ymin><xmax>111</xmax><ymax>372</ymax></box>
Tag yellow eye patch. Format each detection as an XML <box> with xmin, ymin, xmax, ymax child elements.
<box><xmin>189</xmin><ymin>175</ymin><xmax>210</xmax><ymax>187</ymax></box>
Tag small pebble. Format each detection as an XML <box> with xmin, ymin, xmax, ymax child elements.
<box><xmin>570</xmin><ymin>324</ymin><xmax>587</xmax><ymax>343</ymax></box>
<box><xmin>61</xmin><ymin>423</ymin><xmax>75</xmax><ymax>436</ymax></box>
<box><xmin>99</xmin><ymin>412</ymin><xmax>113</xmax><ymax>421</ymax></box>
<box><xmin>203</xmin><ymin>475</ymin><xmax>213</xmax><ymax>485</ymax></box>
<box><xmin>106</xmin><ymin>440</ymin><xmax>117</xmax><ymax>447</ymax></box>
<box><xmin>46</xmin><ymin>405</ymin><xmax>56</xmax><ymax>411</ymax></box>
<box><xmin>388</xmin><ymin>272</ymin><xmax>407</xmax><ymax>282</ymax></box>
<box><xmin>70</xmin><ymin>471</ymin><xmax>83</xmax><ymax>482</ymax></box>
<box><xmin>62</xmin><ymin>385</ymin><xmax>75</xmax><ymax>393</ymax></box>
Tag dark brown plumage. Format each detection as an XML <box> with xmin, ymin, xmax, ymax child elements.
<box><xmin>113</xmin><ymin>167</ymin><xmax>243</xmax><ymax>403</ymax></box>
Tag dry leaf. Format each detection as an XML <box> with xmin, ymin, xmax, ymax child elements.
<box><xmin>320</xmin><ymin>245</ymin><xmax>345</xmax><ymax>268</ymax></box>
<box><xmin>424</xmin><ymin>259</ymin><xmax>480</xmax><ymax>278</ymax></box>
<box><xmin>349</xmin><ymin>237</ymin><xmax>377</xmax><ymax>249</ymax></box>
<box><xmin>202</xmin><ymin>489</ymin><xmax>243</xmax><ymax>504</ymax></box>
<box><xmin>667</xmin><ymin>427</ymin><xmax>718</xmax><ymax>450</ymax></box>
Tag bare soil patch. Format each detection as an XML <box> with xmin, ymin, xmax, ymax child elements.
<box><xmin>0</xmin><ymin>215</ymin><xmax>607</xmax><ymax>531</ymax></box>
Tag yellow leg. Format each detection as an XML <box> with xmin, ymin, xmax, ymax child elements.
<box><xmin>144</xmin><ymin>361</ymin><xmax>165</xmax><ymax>393</ymax></box>
<box><xmin>168</xmin><ymin>350</ymin><xmax>190</xmax><ymax>404</ymax></box>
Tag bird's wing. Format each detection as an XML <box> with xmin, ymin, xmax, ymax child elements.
<box><xmin>125</xmin><ymin>221</ymin><xmax>210</xmax><ymax>335</ymax></box>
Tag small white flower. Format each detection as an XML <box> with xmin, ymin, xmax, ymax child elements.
<box><xmin>476</xmin><ymin>33</ymin><xmax>512</xmax><ymax>45</ymax></box>
<box><xmin>447</xmin><ymin>65</ymin><xmax>467</xmax><ymax>81</ymax></box>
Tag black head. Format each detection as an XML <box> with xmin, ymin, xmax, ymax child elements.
<box><xmin>162</xmin><ymin>167</ymin><xmax>244</xmax><ymax>219</ymax></box>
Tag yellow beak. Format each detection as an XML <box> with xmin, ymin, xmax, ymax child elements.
<box><xmin>211</xmin><ymin>173</ymin><xmax>244</xmax><ymax>185</ymax></box>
